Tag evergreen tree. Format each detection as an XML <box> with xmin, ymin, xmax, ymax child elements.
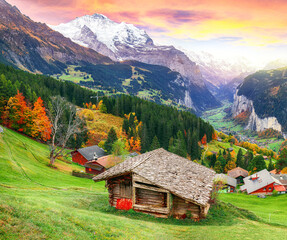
<box><xmin>236</xmin><ymin>148</ymin><xmax>243</xmax><ymax>167</ymax></box>
<box><xmin>169</xmin><ymin>131</ymin><xmax>187</xmax><ymax>158</ymax></box>
<box><xmin>104</xmin><ymin>127</ymin><xmax>118</xmax><ymax>154</ymax></box>
<box><xmin>243</xmin><ymin>151</ymin><xmax>253</xmax><ymax>170</ymax></box>
<box><xmin>267</xmin><ymin>158</ymin><xmax>274</xmax><ymax>171</ymax></box>
<box><xmin>218</xmin><ymin>155</ymin><xmax>226</xmax><ymax>170</ymax></box>
<box><xmin>210</xmin><ymin>154</ymin><xmax>217</xmax><ymax>168</ymax></box>
<box><xmin>150</xmin><ymin>135</ymin><xmax>160</xmax><ymax>151</ymax></box>
<box><xmin>190</xmin><ymin>131</ymin><xmax>201</xmax><ymax>160</ymax></box>
<box><xmin>276</xmin><ymin>148</ymin><xmax>287</xmax><ymax>171</ymax></box>
<box><xmin>248</xmin><ymin>155</ymin><xmax>266</xmax><ymax>174</ymax></box>
<box><xmin>214</xmin><ymin>160</ymin><xmax>223</xmax><ymax>173</ymax></box>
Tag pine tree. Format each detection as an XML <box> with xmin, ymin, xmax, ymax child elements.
<box><xmin>169</xmin><ymin>131</ymin><xmax>187</xmax><ymax>158</ymax></box>
<box><xmin>236</xmin><ymin>148</ymin><xmax>243</xmax><ymax>167</ymax></box>
<box><xmin>248</xmin><ymin>155</ymin><xmax>266</xmax><ymax>174</ymax></box>
<box><xmin>276</xmin><ymin>148</ymin><xmax>287</xmax><ymax>171</ymax></box>
<box><xmin>104</xmin><ymin>127</ymin><xmax>118</xmax><ymax>154</ymax></box>
<box><xmin>210</xmin><ymin>154</ymin><xmax>217</xmax><ymax>168</ymax></box>
<box><xmin>214</xmin><ymin>160</ymin><xmax>223</xmax><ymax>173</ymax></box>
<box><xmin>267</xmin><ymin>158</ymin><xmax>274</xmax><ymax>171</ymax></box>
<box><xmin>150</xmin><ymin>135</ymin><xmax>160</xmax><ymax>151</ymax></box>
<box><xmin>218</xmin><ymin>155</ymin><xmax>226</xmax><ymax>170</ymax></box>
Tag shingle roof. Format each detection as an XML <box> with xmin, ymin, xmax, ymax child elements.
<box><xmin>77</xmin><ymin>145</ymin><xmax>106</xmax><ymax>161</ymax></box>
<box><xmin>271</xmin><ymin>174</ymin><xmax>287</xmax><ymax>186</ymax></box>
<box><xmin>240</xmin><ymin>169</ymin><xmax>275</xmax><ymax>194</ymax></box>
<box><xmin>227</xmin><ymin>167</ymin><xmax>248</xmax><ymax>179</ymax></box>
<box><xmin>215</xmin><ymin>174</ymin><xmax>237</xmax><ymax>188</ymax></box>
<box><xmin>93</xmin><ymin>148</ymin><xmax>216</xmax><ymax>207</ymax></box>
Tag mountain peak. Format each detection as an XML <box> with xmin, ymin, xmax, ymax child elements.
<box><xmin>92</xmin><ymin>13</ymin><xmax>108</xmax><ymax>20</ymax></box>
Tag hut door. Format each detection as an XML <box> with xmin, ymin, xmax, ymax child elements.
<box><xmin>120</xmin><ymin>181</ymin><xmax>132</xmax><ymax>199</ymax></box>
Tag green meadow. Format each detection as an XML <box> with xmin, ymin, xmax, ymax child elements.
<box><xmin>0</xmin><ymin>127</ymin><xmax>286</xmax><ymax>239</ymax></box>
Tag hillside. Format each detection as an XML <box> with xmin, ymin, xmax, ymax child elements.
<box><xmin>1</xmin><ymin>127</ymin><xmax>287</xmax><ymax>239</ymax></box>
<box><xmin>233</xmin><ymin>66</ymin><xmax>287</xmax><ymax>132</ymax></box>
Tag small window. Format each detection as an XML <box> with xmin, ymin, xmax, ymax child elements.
<box><xmin>263</xmin><ymin>188</ymin><xmax>266</xmax><ymax>191</ymax></box>
<box><xmin>269</xmin><ymin>187</ymin><xmax>272</xmax><ymax>191</ymax></box>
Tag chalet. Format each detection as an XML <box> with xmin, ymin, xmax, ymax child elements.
<box><xmin>93</xmin><ymin>148</ymin><xmax>215</xmax><ymax>220</ymax></box>
<box><xmin>71</xmin><ymin>145</ymin><xmax>106</xmax><ymax>166</ymax></box>
<box><xmin>271</xmin><ymin>174</ymin><xmax>287</xmax><ymax>193</ymax></box>
<box><xmin>227</xmin><ymin>167</ymin><xmax>248</xmax><ymax>184</ymax></box>
<box><xmin>240</xmin><ymin>169</ymin><xmax>286</xmax><ymax>195</ymax></box>
<box><xmin>215</xmin><ymin>174</ymin><xmax>237</xmax><ymax>193</ymax></box>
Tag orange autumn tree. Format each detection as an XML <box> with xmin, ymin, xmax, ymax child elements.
<box><xmin>125</xmin><ymin>136</ymin><xmax>141</xmax><ymax>153</ymax></box>
<box><xmin>31</xmin><ymin>97</ymin><xmax>52</xmax><ymax>141</ymax></box>
<box><xmin>4</xmin><ymin>91</ymin><xmax>32</xmax><ymax>134</ymax></box>
<box><xmin>201</xmin><ymin>134</ymin><xmax>207</xmax><ymax>145</ymax></box>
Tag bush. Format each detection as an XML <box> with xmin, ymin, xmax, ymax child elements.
<box><xmin>272</xmin><ymin>190</ymin><xmax>278</xmax><ymax>197</ymax></box>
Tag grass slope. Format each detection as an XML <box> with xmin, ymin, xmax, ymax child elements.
<box><xmin>0</xmin><ymin>127</ymin><xmax>287</xmax><ymax>239</ymax></box>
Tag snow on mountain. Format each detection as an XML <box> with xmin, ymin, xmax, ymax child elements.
<box><xmin>50</xmin><ymin>13</ymin><xmax>222</xmax><ymax>111</ymax></box>
<box><xmin>50</xmin><ymin>14</ymin><xmax>152</xmax><ymax>53</ymax></box>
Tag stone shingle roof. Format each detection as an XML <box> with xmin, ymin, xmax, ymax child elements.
<box><xmin>93</xmin><ymin>148</ymin><xmax>216</xmax><ymax>206</ymax></box>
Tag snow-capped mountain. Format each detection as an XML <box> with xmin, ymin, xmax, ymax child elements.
<box><xmin>184</xmin><ymin>50</ymin><xmax>257</xmax><ymax>87</ymax></box>
<box><xmin>51</xmin><ymin>14</ymin><xmax>153</xmax><ymax>54</ymax></box>
<box><xmin>50</xmin><ymin>14</ymin><xmax>221</xmax><ymax>111</ymax></box>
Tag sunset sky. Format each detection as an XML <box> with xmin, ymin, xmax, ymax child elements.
<box><xmin>6</xmin><ymin>0</ymin><xmax>287</xmax><ymax>65</ymax></box>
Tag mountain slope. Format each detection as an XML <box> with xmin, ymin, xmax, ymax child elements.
<box><xmin>232</xmin><ymin>67</ymin><xmax>287</xmax><ymax>134</ymax></box>
<box><xmin>0</xmin><ymin>0</ymin><xmax>112</xmax><ymax>74</ymax></box>
<box><xmin>51</xmin><ymin>14</ymin><xmax>220</xmax><ymax>111</ymax></box>
<box><xmin>0</xmin><ymin>0</ymin><xmax>200</xmax><ymax>110</ymax></box>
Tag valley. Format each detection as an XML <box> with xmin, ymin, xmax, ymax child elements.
<box><xmin>203</xmin><ymin>101</ymin><xmax>285</xmax><ymax>153</ymax></box>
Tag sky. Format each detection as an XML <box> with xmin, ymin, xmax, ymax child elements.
<box><xmin>6</xmin><ymin>0</ymin><xmax>287</xmax><ymax>66</ymax></box>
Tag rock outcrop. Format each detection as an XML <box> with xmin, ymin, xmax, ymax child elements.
<box><xmin>232</xmin><ymin>90</ymin><xmax>283</xmax><ymax>133</ymax></box>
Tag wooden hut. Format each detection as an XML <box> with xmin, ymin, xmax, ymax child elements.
<box><xmin>93</xmin><ymin>148</ymin><xmax>215</xmax><ymax>219</ymax></box>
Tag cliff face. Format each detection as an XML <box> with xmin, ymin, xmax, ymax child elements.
<box><xmin>232</xmin><ymin>90</ymin><xmax>283</xmax><ymax>133</ymax></box>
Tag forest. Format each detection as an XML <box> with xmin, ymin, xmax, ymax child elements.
<box><xmin>0</xmin><ymin>63</ymin><xmax>214</xmax><ymax>159</ymax></box>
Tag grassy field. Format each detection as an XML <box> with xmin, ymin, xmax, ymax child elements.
<box><xmin>53</xmin><ymin>65</ymin><xmax>93</xmax><ymax>83</ymax></box>
<box><xmin>0</xmin><ymin>127</ymin><xmax>287</xmax><ymax>239</ymax></box>
<box><xmin>219</xmin><ymin>193</ymin><xmax>287</xmax><ymax>227</ymax></box>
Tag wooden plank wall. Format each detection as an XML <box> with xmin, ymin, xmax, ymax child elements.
<box><xmin>171</xmin><ymin>195</ymin><xmax>200</xmax><ymax>219</ymax></box>
<box><xmin>107</xmin><ymin>174</ymin><xmax>132</xmax><ymax>207</ymax></box>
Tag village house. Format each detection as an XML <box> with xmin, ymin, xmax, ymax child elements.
<box><xmin>71</xmin><ymin>145</ymin><xmax>106</xmax><ymax>166</ymax></box>
<box><xmin>93</xmin><ymin>148</ymin><xmax>215</xmax><ymax>220</ymax></box>
<box><xmin>240</xmin><ymin>169</ymin><xmax>286</xmax><ymax>195</ymax></box>
<box><xmin>271</xmin><ymin>174</ymin><xmax>287</xmax><ymax>193</ymax></box>
<box><xmin>215</xmin><ymin>174</ymin><xmax>237</xmax><ymax>193</ymax></box>
<box><xmin>227</xmin><ymin>167</ymin><xmax>249</xmax><ymax>184</ymax></box>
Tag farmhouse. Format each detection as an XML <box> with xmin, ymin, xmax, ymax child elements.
<box><xmin>215</xmin><ymin>174</ymin><xmax>237</xmax><ymax>193</ymax></box>
<box><xmin>93</xmin><ymin>148</ymin><xmax>215</xmax><ymax>219</ymax></box>
<box><xmin>240</xmin><ymin>169</ymin><xmax>286</xmax><ymax>195</ymax></box>
<box><xmin>227</xmin><ymin>167</ymin><xmax>248</xmax><ymax>184</ymax></box>
<box><xmin>71</xmin><ymin>145</ymin><xmax>106</xmax><ymax>166</ymax></box>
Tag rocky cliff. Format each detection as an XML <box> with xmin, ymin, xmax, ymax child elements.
<box><xmin>232</xmin><ymin>90</ymin><xmax>283</xmax><ymax>133</ymax></box>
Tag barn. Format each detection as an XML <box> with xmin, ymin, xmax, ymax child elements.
<box><xmin>93</xmin><ymin>148</ymin><xmax>215</xmax><ymax>219</ymax></box>
<box><xmin>71</xmin><ymin>145</ymin><xmax>106</xmax><ymax>166</ymax></box>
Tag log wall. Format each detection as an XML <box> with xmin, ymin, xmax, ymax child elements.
<box><xmin>171</xmin><ymin>195</ymin><xmax>201</xmax><ymax>219</ymax></box>
<box><xmin>107</xmin><ymin>174</ymin><xmax>132</xmax><ymax>207</ymax></box>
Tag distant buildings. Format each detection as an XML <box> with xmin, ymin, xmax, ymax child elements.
<box><xmin>227</xmin><ymin>167</ymin><xmax>249</xmax><ymax>184</ymax></box>
<box><xmin>240</xmin><ymin>169</ymin><xmax>286</xmax><ymax>195</ymax></box>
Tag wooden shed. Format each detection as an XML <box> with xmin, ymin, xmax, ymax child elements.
<box><xmin>227</xmin><ymin>167</ymin><xmax>248</xmax><ymax>184</ymax></box>
<box><xmin>93</xmin><ymin>148</ymin><xmax>215</xmax><ymax>219</ymax></box>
